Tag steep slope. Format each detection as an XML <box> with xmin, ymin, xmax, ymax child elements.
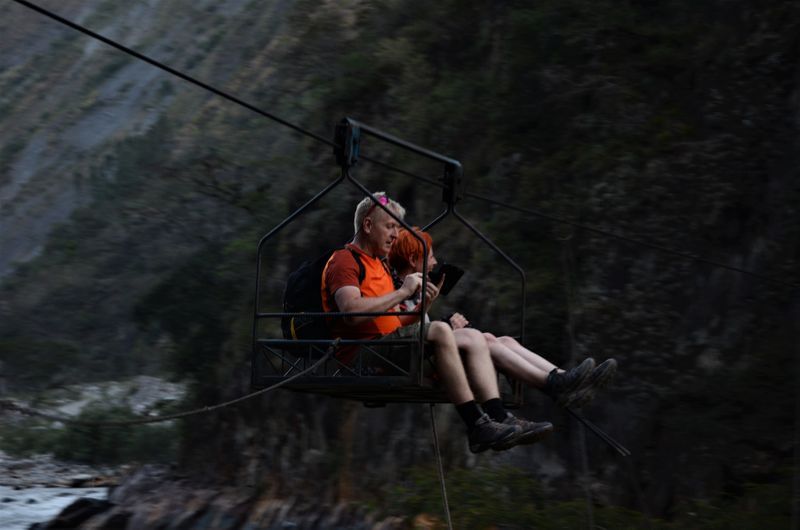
<box><xmin>1</xmin><ymin>0</ymin><xmax>798</xmax><ymax>525</ymax></box>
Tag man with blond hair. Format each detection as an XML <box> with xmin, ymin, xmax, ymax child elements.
<box><xmin>321</xmin><ymin>192</ymin><xmax>552</xmax><ymax>453</ymax></box>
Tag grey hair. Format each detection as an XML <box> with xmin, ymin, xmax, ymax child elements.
<box><xmin>353</xmin><ymin>191</ymin><xmax>406</xmax><ymax>234</ymax></box>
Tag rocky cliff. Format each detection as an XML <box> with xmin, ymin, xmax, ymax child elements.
<box><xmin>1</xmin><ymin>0</ymin><xmax>798</xmax><ymax>527</ymax></box>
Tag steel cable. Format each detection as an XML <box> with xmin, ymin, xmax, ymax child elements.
<box><xmin>0</xmin><ymin>343</ymin><xmax>336</xmax><ymax>427</ymax></box>
<box><xmin>9</xmin><ymin>0</ymin><xmax>443</xmax><ymax>191</ymax></box>
<box><xmin>12</xmin><ymin>0</ymin><xmax>796</xmax><ymax>291</ymax></box>
<box><xmin>464</xmin><ymin>190</ymin><xmax>800</xmax><ymax>291</ymax></box>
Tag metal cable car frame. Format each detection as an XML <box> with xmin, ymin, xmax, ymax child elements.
<box><xmin>251</xmin><ymin>118</ymin><xmax>525</xmax><ymax>406</ymax></box>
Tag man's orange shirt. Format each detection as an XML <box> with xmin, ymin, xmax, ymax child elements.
<box><xmin>321</xmin><ymin>243</ymin><xmax>402</xmax><ymax>340</ymax></box>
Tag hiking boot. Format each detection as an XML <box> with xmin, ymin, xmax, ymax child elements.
<box><xmin>494</xmin><ymin>413</ymin><xmax>553</xmax><ymax>449</ymax></box>
<box><xmin>543</xmin><ymin>358</ymin><xmax>595</xmax><ymax>407</ymax></box>
<box><xmin>586</xmin><ymin>358</ymin><xmax>617</xmax><ymax>390</ymax></box>
<box><xmin>468</xmin><ymin>413</ymin><xmax>520</xmax><ymax>454</ymax></box>
<box><xmin>568</xmin><ymin>358</ymin><xmax>618</xmax><ymax>408</ymax></box>
<box><xmin>560</xmin><ymin>358</ymin><xmax>619</xmax><ymax>408</ymax></box>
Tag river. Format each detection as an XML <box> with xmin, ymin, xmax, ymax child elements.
<box><xmin>0</xmin><ymin>485</ymin><xmax>107</xmax><ymax>530</ymax></box>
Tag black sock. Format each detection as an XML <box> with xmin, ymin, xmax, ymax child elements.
<box><xmin>482</xmin><ymin>398</ymin><xmax>507</xmax><ymax>422</ymax></box>
<box><xmin>455</xmin><ymin>400</ymin><xmax>483</xmax><ymax>430</ymax></box>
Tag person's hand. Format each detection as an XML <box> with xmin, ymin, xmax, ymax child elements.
<box><xmin>448</xmin><ymin>312</ymin><xmax>469</xmax><ymax>330</ymax></box>
<box><xmin>399</xmin><ymin>272</ymin><xmax>423</xmax><ymax>298</ymax></box>
<box><xmin>419</xmin><ymin>274</ymin><xmax>443</xmax><ymax>308</ymax></box>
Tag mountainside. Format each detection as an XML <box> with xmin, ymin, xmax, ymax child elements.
<box><xmin>1</xmin><ymin>0</ymin><xmax>799</xmax><ymax>527</ymax></box>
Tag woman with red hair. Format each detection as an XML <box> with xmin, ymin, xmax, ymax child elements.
<box><xmin>389</xmin><ymin>227</ymin><xmax>617</xmax><ymax>408</ymax></box>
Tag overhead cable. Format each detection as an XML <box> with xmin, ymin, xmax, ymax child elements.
<box><xmin>361</xmin><ymin>154</ymin><xmax>443</xmax><ymax>188</ymax></box>
<box><xmin>10</xmin><ymin>0</ymin><xmax>334</xmax><ymax>146</ymax></box>
<box><xmin>9</xmin><ymin>0</ymin><xmax>442</xmax><ymax>190</ymax></box>
<box><xmin>464</xmin><ymin>190</ymin><xmax>800</xmax><ymax>291</ymax></box>
<box><xmin>11</xmin><ymin>0</ymin><xmax>796</xmax><ymax>291</ymax></box>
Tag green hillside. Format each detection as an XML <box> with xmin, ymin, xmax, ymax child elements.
<box><xmin>0</xmin><ymin>0</ymin><xmax>798</xmax><ymax>526</ymax></box>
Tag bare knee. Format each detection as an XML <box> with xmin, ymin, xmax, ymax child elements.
<box><xmin>498</xmin><ymin>335</ymin><xmax>521</xmax><ymax>348</ymax></box>
<box><xmin>456</xmin><ymin>328</ymin><xmax>487</xmax><ymax>351</ymax></box>
<box><xmin>483</xmin><ymin>332</ymin><xmax>498</xmax><ymax>343</ymax></box>
<box><xmin>464</xmin><ymin>328</ymin><xmax>487</xmax><ymax>348</ymax></box>
<box><xmin>428</xmin><ymin>321</ymin><xmax>457</xmax><ymax>351</ymax></box>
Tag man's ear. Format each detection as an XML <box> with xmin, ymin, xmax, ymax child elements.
<box><xmin>362</xmin><ymin>216</ymin><xmax>372</xmax><ymax>234</ymax></box>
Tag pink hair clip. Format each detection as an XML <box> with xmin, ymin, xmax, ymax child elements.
<box><xmin>365</xmin><ymin>195</ymin><xmax>390</xmax><ymax>218</ymax></box>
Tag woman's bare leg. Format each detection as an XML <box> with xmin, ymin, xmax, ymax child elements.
<box><xmin>496</xmin><ymin>335</ymin><xmax>559</xmax><ymax>373</ymax></box>
<box><xmin>481</xmin><ymin>333</ymin><xmax>551</xmax><ymax>388</ymax></box>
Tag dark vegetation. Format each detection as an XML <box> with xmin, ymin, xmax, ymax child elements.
<box><xmin>2</xmin><ymin>405</ymin><xmax>178</xmax><ymax>465</ymax></box>
<box><xmin>0</xmin><ymin>0</ymin><xmax>798</xmax><ymax>526</ymax></box>
<box><xmin>388</xmin><ymin>465</ymin><xmax>794</xmax><ymax>529</ymax></box>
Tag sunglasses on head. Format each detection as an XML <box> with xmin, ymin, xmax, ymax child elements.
<box><xmin>364</xmin><ymin>195</ymin><xmax>390</xmax><ymax>218</ymax></box>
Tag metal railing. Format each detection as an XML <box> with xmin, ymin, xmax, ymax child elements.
<box><xmin>251</xmin><ymin>118</ymin><xmax>525</xmax><ymax>406</ymax></box>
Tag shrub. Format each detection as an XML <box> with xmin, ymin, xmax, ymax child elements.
<box><xmin>0</xmin><ymin>404</ymin><xmax>178</xmax><ymax>465</ymax></box>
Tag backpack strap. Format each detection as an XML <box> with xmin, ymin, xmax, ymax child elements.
<box><xmin>389</xmin><ymin>265</ymin><xmax>402</xmax><ymax>290</ymax></box>
<box><xmin>348</xmin><ymin>248</ymin><xmax>366</xmax><ymax>284</ymax></box>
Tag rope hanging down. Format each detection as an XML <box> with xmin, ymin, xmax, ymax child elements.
<box><xmin>429</xmin><ymin>404</ymin><xmax>454</xmax><ymax>530</ymax></box>
<box><xmin>0</xmin><ymin>342</ymin><xmax>337</xmax><ymax>427</ymax></box>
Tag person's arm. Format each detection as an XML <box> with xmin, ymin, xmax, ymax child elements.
<box><xmin>397</xmin><ymin>276</ymin><xmax>444</xmax><ymax>326</ymax></box>
<box><xmin>335</xmin><ymin>273</ymin><xmax>424</xmax><ymax>325</ymax></box>
<box><xmin>398</xmin><ymin>303</ymin><xmax>421</xmax><ymax>326</ymax></box>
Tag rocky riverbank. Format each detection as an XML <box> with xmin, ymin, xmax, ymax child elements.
<box><xmin>0</xmin><ymin>485</ymin><xmax>107</xmax><ymax>530</ymax></box>
<box><xmin>0</xmin><ymin>375</ymin><xmax>187</xmax><ymax>529</ymax></box>
<box><xmin>0</xmin><ymin>451</ymin><xmax>123</xmax><ymax>490</ymax></box>
<box><xmin>0</xmin><ymin>450</ymin><xmax>122</xmax><ymax>530</ymax></box>
<box><xmin>31</xmin><ymin>466</ymin><xmax>415</xmax><ymax>530</ymax></box>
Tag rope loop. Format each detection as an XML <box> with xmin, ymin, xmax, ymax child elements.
<box><xmin>0</xmin><ymin>340</ymin><xmax>339</xmax><ymax>428</ymax></box>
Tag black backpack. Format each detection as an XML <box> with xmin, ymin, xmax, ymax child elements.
<box><xmin>281</xmin><ymin>248</ymin><xmax>365</xmax><ymax>341</ymax></box>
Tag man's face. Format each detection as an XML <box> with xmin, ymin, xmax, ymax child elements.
<box><xmin>365</xmin><ymin>209</ymin><xmax>400</xmax><ymax>256</ymax></box>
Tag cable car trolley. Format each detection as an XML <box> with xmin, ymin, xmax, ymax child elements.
<box><xmin>251</xmin><ymin>118</ymin><xmax>526</xmax><ymax>407</ymax></box>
